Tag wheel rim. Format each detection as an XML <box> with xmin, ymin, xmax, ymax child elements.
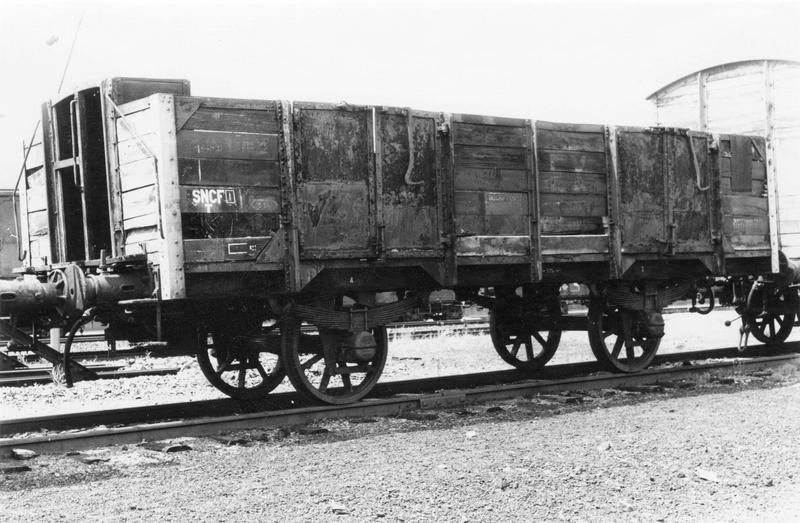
<box><xmin>196</xmin><ymin>330</ymin><xmax>285</xmax><ymax>399</ymax></box>
<box><xmin>282</xmin><ymin>320</ymin><xmax>388</xmax><ymax>405</ymax></box>
<box><xmin>746</xmin><ymin>286</ymin><xmax>796</xmax><ymax>345</ymax></box>
<box><xmin>489</xmin><ymin>299</ymin><xmax>561</xmax><ymax>371</ymax></box>
<box><xmin>587</xmin><ymin>298</ymin><xmax>660</xmax><ymax>373</ymax></box>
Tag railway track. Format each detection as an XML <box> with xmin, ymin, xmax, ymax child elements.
<box><xmin>2</xmin><ymin>341</ymin><xmax>796</xmax><ymax>454</ymax></box>
<box><xmin>0</xmin><ymin>365</ymin><xmax>182</xmax><ymax>387</ymax></box>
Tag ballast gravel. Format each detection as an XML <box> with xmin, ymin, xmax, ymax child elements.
<box><xmin>2</xmin><ymin>364</ymin><xmax>800</xmax><ymax>522</ymax></box>
<box><xmin>2</xmin><ymin>311</ymin><xmax>800</xmax><ymax>521</ymax></box>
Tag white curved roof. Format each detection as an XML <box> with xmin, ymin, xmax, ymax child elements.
<box><xmin>647</xmin><ymin>59</ymin><xmax>800</xmax><ymax>101</ymax></box>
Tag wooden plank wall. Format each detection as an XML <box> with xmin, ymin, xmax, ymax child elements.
<box><xmin>175</xmin><ymin>97</ymin><xmax>281</xmax><ymax>264</ymax></box>
<box><xmin>719</xmin><ymin>135</ymin><xmax>770</xmax><ymax>253</ymax></box>
<box><xmin>23</xmin><ymin>141</ymin><xmax>51</xmax><ymax>266</ymax></box>
<box><xmin>115</xmin><ymin>97</ymin><xmax>162</xmax><ymax>257</ymax></box>
<box><xmin>535</xmin><ymin>121</ymin><xmax>608</xmax><ymax>235</ymax></box>
<box><xmin>451</xmin><ymin>114</ymin><xmax>530</xmax><ymax>256</ymax></box>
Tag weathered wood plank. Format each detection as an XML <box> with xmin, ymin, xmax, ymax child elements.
<box><xmin>180</xmin><ymin>186</ymin><xmax>280</xmax><ymax>214</ymax></box>
<box><xmin>454</xmin><ymin>167</ymin><xmax>527</xmax><ymax>192</ymax></box>
<box><xmin>540</xmin><ymin>193</ymin><xmax>607</xmax><ymax>217</ymax></box>
<box><xmin>541</xmin><ymin>216</ymin><xmax>605</xmax><ymax>235</ymax></box>
<box><xmin>720</xmin><ymin>177</ymin><xmax>765</xmax><ymax>194</ymax></box>
<box><xmin>485</xmin><ymin>214</ymin><xmax>528</xmax><ymax>235</ymax></box>
<box><xmin>722</xmin><ymin>195</ymin><xmax>768</xmax><ymax>217</ymax></box>
<box><xmin>538</xmin><ymin>172</ymin><xmax>606</xmax><ymax>195</ymax></box>
<box><xmin>124</xmin><ymin>227</ymin><xmax>159</xmax><ymax>245</ymax></box>
<box><xmin>121</xmin><ymin>185</ymin><xmax>158</xmax><ymax>220</ymax></box>
<box><xmin>177</xmin><ymin>96</ymin><xmax>278</xmax><ymax>111</ymax></box>
<box><xmin>116</xmin><ymin>108</ymin><xmax>155</xmax><ymax>143</ymax></box>
<box><xmin>177</xmin><ymin>131</ymin><xmax>278</xmax><ymax>161</ymax></box>
<box><xmin>454</xmin><ymin>191</ymin><xmax>482</xmax><ymax>216</ymax></box>
<box><xmin>452</xmin><ymin>113</ymin><xmax>527</xmax><ymax>127</ymax></box>
<box><xmin>456</xmin><ymin>235</ymin><xmax>529</xmax><ymax>256</ymax></box>
<box><xmin>25</xmin><ymin>170</ymin><xmax>47</xmax><ymax>212</ymax></box>
<box><xmin>178</xmin><ymin>158</ymin><xmax>280</xmax><ymax>187</ymax></box>
<box><xmin>452</xmin><ymin>123</ymin><xmax>527</xmax><ymax>148</ymax></box>
<box><xmin>536</xmin><ymin>130</ymin><xmax>606</xmax><ymax>152</ymax></box>
<box><xmin>454</xmin><ymin>145</ymin><xmax>527</xmax><ymax>169</ymax></box>
<box><xmin>536</xmin><ymin>121</ymin><xmax>606</xmax><ymax>133</ymax></box>
<box><xmin>24</xmin><ymin>143</ymin><xmax>44</xmax><ymax>169</ymax></box>
<box><xmin>180</xmin><ymin>107</ymin><xmax>280</xmax><ymax>134</ymax></box>
<box><xmin>484</xmin><ymin>192</ymin><xmax>527</xmax><ymax>215</ymax></box>
<box><xmin>117</xmin><ymin>134</ymin><xmax>159</xmax><ymax>165</ymax></box>
<box><xmin>27</xmin><ymin>210</ymin><xmax>49</xmax><ymax>236</ymax></box>
<box><xmin>184</xmin><ymin>236</ymin><xmax>273</xmax><ymax>263</ymax></box>
<box><xmin>729</xmin><ymin>234</ymin><xmax>770</xmax><ymax>249</ymax></box>
<box><xmin>119</xmin><ymin>158</ymin><xmax>157</xmax><ymax>192</ymax></box>
<box><xmin>724</xmin><ymin>215</ymin><xmax>769</xmax><ymax>235</ymax></box>
<box><xmin>541</xmin><ymin>234</ymin><xmax>609</xmax><ymax>255</ymax></box>
<box><xmin>537</xmin><ymin>150</ymin><xmax>606</xmax><ymax>174</ymax></box>
<box><xmin>123</xmin><ymin>213</ymin><xmax>159</xmax><ymax>230</ymax></box>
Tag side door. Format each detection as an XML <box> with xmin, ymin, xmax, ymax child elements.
<box><xmin>293</xmin><ymin>103</ymin><xmax>376</xmax><ymax>259</ymax></box>
<box><xmin>375</xmin><ymin>108</ymin><xmax>443</xmax><ymax>257</ymax></box>
<box><xmin>616</xmin><ymin>128</ymin><xmax>715</xmax><ymax>258</ymax></box>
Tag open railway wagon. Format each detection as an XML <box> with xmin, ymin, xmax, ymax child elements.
<box><xmin>0</xmin><ymin>77</ymin><xmax>788</xmax><ymax>404</ymax></box>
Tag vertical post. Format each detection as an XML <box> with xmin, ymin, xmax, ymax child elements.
<box><xmin>526</xmin><ymin>120</ymin><xmax>542</xmax><ymax>282</ymax></box>
<box><xmin>152</xmin><ymin>94</ymin><xmax>185</xmax><ymax>299</ymax></box>
<box><xmin>373</xmin><ymin>108</ymin><xmax>385</xmax><ymax>260</ymax></box>
<box><xmin>436</xmin><ymin>112</ymin><xmax>457</xmax><ymax>287</ymax></box>
<box><xmin>280</xmin><ymin>100</ymin><xmax>302</xmax><ymax>293</ymax></box>
<box><xmin>764</xmin><ymin>60</ymin><xmax>780</xmax><ymax>273</ymax></box>
<box><xmin>697</xmin><ymin>72</ymin><xmax>709</xmax><ymax>132</ymax></box>
<box><xmin>101</xmin><ymin>80</ymin><xmax>125</xmax><ymax>257</ymax></box>
<box><xmin>606</xmin><ymin>126</ymin><xmax>622</xmax><ymax>279</ymax></box>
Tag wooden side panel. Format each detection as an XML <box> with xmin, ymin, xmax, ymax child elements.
<box><xmin>616</xmin><ymin>130</ymin><xmax>665</xmax><ymax>253</ymax></box>
<box><xmin>535</xmin><ymin>121</ymin><xmax>608</xmax><ymax>235</ymax></box>
<box><xmin>452</xmin><ymin>117</ymin><xmax>531</xmax><ymax>257</ymax></box>
<box><xmin>378</xmin><ymin>110</ymin><xmax>440</xmax><ymax>252</ymax></box>
<box><xmin>114</xmin><ymin>97</ymin><xmax>161</xmax><ymax>257</ymax></box>
<box><xmin>174</xmin><ymin>96</ymin><xmax>283</xmax><ymax>267</ymax></box>
<box><xmin>719</xmin><ymin>135</ymin><xmax>770</xmax><ymax>254</ymax></box>
<box><xmin>294</xmin><ymin>105</ymin><xmax>373</xmax><ymax>257</ymax></box>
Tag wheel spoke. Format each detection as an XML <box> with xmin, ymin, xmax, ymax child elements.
<box><xmin>625</xmin><ymin>342</ymin><xmax>636</xmax><ymax>361</ymax></box>
<box><xmin>255</xmin><ymin>360</ymin><xmax>269</xmax><ymax>381</ymax></box>
<box><xmin>237</xmin><ymin>364</ymin><xmax>246</xmax><ymax>388</ymax></box>
<box><xmin>341</xmin><ymin>373</ymin><xmax>353</xmax><ymax>391</ymax></box>
<box><xmin>216</xmin><ymin>354</ymin><xmax>235</xmax><ymax>375</ymax></box>
<box><xmin>775</xmin><ymin>315</ymin><xmax>786</xmax><ymax>327</ymax></box>
<box><xmin>511</xmin><ymin>341</ymin><xmax>521</xmax><ymax>357</ymax></box>
<box><xmin>531</xmin><ymin>331</ymin><xmax>547</xmax><ymax>347</ymax></box>
<box><xmin>319</xmin><ymin>367</ymin><xmax>332</xmax><ymax>393</ymax></box>
<box><xmin>525</xmin><ymin>341</ymin><xmax>534</xmax><ymax>361</ymax></box>
<box><xmin>611</xmin><ymin>337</ymin><xmax>624</xmax><ymax>358</ymax></box>
<box><xmin>301</xmin><ymin>353</ymin><xmax>323</xmax><ymax>370</ymax></box>
<box><xmin>768</xmin><ymin>319</ymin><xmax>775</xmax><ymax>338</ymax></box>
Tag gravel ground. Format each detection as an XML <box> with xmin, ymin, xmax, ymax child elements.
<box><xmin>2</xmin><ymin>362</ymin><xmax>799</xmax><ymax>521</ymax></box>
<box><xmin>3</xmin><ymin>310</ymin><xmax>794</xmax><ymax>419</ymax></box>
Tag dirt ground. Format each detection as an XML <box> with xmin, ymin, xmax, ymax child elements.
<box><xmin>2</xmin><ymin>361</ymin><xmax>799</xmax><ymax>522</ymax></box>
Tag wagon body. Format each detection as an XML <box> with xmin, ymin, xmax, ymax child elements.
<box><xmin>18</xmin><ymin>78</ymin><xmax>771</xmax><ymax>301</ymax></box>
<box><xmin>648</xmin><ymin>59</ymin><xmax>800</xmax><ymax>266</ymax></box>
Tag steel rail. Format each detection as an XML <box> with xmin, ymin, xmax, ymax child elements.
<box><xmin>0</xmin><ymin>366</ymin><xmax>181</xmax><ymax>387</ymax></box>
<box><xmin>1</xmin><ymin>343</ymin><xmax>797</xmax><ymax>454</ymax></box>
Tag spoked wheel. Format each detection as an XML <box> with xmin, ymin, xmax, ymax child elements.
<box><xmin>281</xmin><ymin>319</ymin><xmax>388</xmax><ymax>405</ymax></box>
<box><xmin>745</xmin><ymin>285</ymin><xmax>797</xmax><ymax>345</ymax></box>
<box><xmin>196</xmin><ymin>328</ymin><xmax>285</xmax><ymax>399</ymax></box>
<box><xmin>587</xmin><ymin>296</ymin><xmax>661</xmax><ymax>373</ymax></box>
<box><xmin>489</xmin><ymin>296</ymin><xmax>561</xmax><ymax>371</ymax></box>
